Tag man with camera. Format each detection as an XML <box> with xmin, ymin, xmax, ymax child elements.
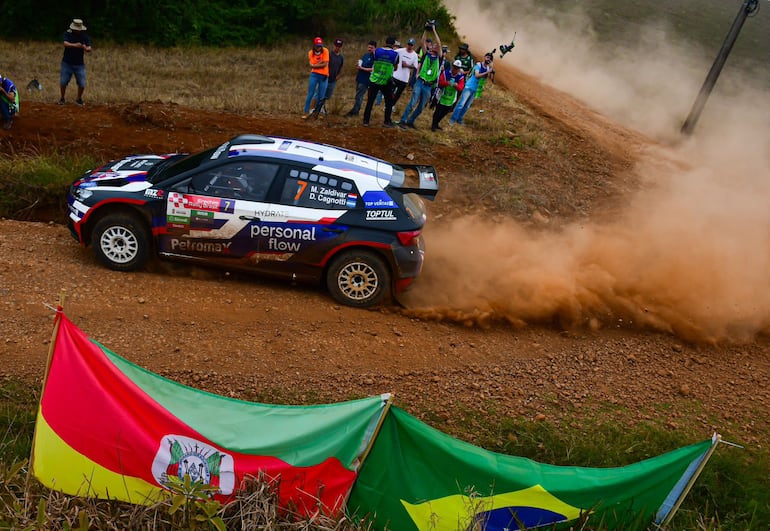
<box><xmin>398</xmin><ymin>21</ymin><xmax>441</xmax><ymax>129</ymax></box>
<box><xmin>450</xmin><ymin>52</ymin><xmax>494</xmax><ymax>126</ymax></box>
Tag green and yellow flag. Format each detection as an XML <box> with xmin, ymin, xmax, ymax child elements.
<box><xmin>348</xmin><ymin>407</ymin><xmax>715</xmax><ymax>530</ymax></box>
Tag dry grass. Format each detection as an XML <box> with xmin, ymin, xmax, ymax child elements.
<box><xmin>1</xmin><ymin>39</ymin><xmax>538</xmax><ymax>125</ymax></box>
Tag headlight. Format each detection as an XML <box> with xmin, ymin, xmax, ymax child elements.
<box><xmin>73</xmin><ymin>187</ymin><xmax>93</xmax><ymax>201</ymax></box>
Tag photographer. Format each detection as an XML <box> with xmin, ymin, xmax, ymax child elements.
<box><xmin>449</xmin><ymin>52</ymin><xmax>494</xmax><ymax>126</ymax></box>
<box><xmin>398</xmin><ymin>21</ymin><xmax>441</xmax><ymax>129</ymax></box>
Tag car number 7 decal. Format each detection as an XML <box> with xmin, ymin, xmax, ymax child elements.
<box><xmin>294</xmin><ymin>181</ymin><xmax>308</xmax><ymax>201</ymax></box>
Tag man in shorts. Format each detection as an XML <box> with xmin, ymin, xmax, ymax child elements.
<box><xmin>60</xmin><ymin>18</ymin><xmax>92</xmax><ymax>105</ymax></box>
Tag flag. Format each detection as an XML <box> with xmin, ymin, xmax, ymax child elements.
<box><xmin>347</xmin><ymin>407</ymin><xmax>716</xmax><ymax>530</ymax></box>
<box><xmin>31</xmin><ymin>312</ymin><xmax>389</xmax><ymax>515</ymax></box>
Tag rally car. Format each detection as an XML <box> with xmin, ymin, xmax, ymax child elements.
<box><xmin>67</xmin><ymin>134</ymin><xmax>439</xmax><ymax>307</ymax></box>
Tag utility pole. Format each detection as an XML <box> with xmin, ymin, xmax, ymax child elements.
<box><xmin>680</xmin><ymin>0</ymin><xmax>760</xmax><ymax>135</ymax></box>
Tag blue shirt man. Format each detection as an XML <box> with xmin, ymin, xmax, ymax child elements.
<box><xmin>346</xmin><ymin>40</ymin><xmax>376</xmax><ymax>116</ymax></box>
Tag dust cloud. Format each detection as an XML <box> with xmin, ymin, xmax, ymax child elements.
<box><xmin>403</xmin><ymin>1</ymin><xmax>770</xmax><ymax>342</ymax></box>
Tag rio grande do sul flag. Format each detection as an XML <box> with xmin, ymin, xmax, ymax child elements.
<box><xmin>31</xmin><ymin>312</ymin><xmax>389</xmax><ymax>514</ymax></box>
<box><xmin>347</xmin><ymin>407</ymin><xmax>716</xmax><ymax>530</ymax></box>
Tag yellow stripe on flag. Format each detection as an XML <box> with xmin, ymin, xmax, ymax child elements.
<box><xmin>32</xmin><ymin>408</ymin><xmax>167</xmax><ymax>504</ymax></box>
<box><xmin>401</xmin><ymin>484</ymin><xmax>584</xmax><ymax>530</ymax></box>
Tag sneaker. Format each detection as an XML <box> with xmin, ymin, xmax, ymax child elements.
<box><xmin>58</xmin><ymin>98</ymin><xmax>65</xmax><ymax>105</ymax></box>
<box><xmin>363</xmin><ymin>121</ymin><xmax>370</xmax><ymax>127</ymax></box>
<box><xmin>407</xmin><ymin>123</ymin><xmax>417</xmax><ymax>130</ymax></box>
<box><xmin>397</xmin><ymin>122</ymin><xmax>408</xmax><ymax>129</ymax></box>
<box><xmin>383</xmin><ymin>122</ymin><xmax>396</xmax><ymax>128</ymax></box>
<box><xmin>345</xmin><ymin>111</ymin><xmax>358</xmax><ymax>117</ymax></box>
<box><xmin>301</xmin><ymin>114</ymin><xmax>309</xmax><ymax>120</ymax></box>
<box><xmin>2</xmin><ymin>119</ymin><xmax>11</xmax><ymax>130</ymax></box>
<box><xmin>76</xmin><ymin>99</ymin><xmax>84</xmax><ymax>106</ymax></box>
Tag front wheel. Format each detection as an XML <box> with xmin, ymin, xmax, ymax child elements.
<box><xmin>92</xmin><ymin>214</ymin><xmax>150</xmax><ymax>271</ymax></box>
<box><xmin>326</xmin><ymin>250</ymin><xmax>391</xmax><ymax>308</ymax></box>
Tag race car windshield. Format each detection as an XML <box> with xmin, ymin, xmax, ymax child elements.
<box><xmin>148</xmin><ymin>148</ymin><xmax>217</xmax><ymax>184</ymax></box>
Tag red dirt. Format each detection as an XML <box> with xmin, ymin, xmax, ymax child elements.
<box><xmin>1</xmin><ymin>64</ymin><xmax>768</xmax><ymax>452</ymax></box>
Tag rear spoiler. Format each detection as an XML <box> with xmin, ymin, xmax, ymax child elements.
<box><xmin>388</xmin><ymin>164</ymin><xmax>439</xmax><ymax>201</ymax></box>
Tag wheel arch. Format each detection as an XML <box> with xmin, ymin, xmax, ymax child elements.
<box><xmin>81</xmin><ymin>203</ymin><xmax>153</xmax><ymax>247</ymax></box>
<box><xmin>320</xmin><ymin>244</ymin><xmax>394</xmax><ymax>292</ymax></box>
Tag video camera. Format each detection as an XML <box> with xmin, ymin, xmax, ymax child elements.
<box><xmin>499</xmin><ymin>33</ymin><xmax>516</xmax><ymax>58</ymax></box>
<box><xmin>425</xmin><ymin>19</ymin><xmax>437</xmax><ymax>30</ymax></box>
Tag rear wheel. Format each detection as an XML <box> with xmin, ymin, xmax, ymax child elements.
<box><xmin>326</xmin><ymin>250</ymin><xmax>391</xmax><ymax>308</ymax></box>
<box><xmin>92</xmin><ymin>214</ymin><xmax>150</xmax><ymax>271</ymax></box>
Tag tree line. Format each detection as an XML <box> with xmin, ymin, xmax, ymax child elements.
<box><xmin>1</xmin><ymin>0</ymin><xmax>455</xmax><ymax>47</ymax></box>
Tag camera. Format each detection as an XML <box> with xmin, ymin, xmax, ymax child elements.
<box><xmin>425</xmin><ymin>19</ymin><xmax>437</xmax><ymax>30</ymax></box>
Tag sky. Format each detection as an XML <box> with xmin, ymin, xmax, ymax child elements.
<box><xmin>404</xmin><ymin>0</ymin><xmax>770</xmax><ymax>343</ymax></box>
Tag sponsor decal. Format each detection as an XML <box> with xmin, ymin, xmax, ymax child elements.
<box><xmin>168</xmin><ymin>192</ymin><xmax>234</xmax><ymax>214</ymax></box>
<box><xmin>279</xmin><ymin>140</ymin><xmax>291</xmax><ymax>151</ymax></box>
<box><xmin>307</xmin><ymin>185</ymin><xmax>349</xmax><ymax>207</ymax></box>
<box><xmin>362</xmin><ymin>191</ymin><xmax>397</xmax><ymax>209</ymax></box>
<box><xmin>152</xmin><ymin>434</ymin><xmax>234</xmax><ymax>495</ymax></box>
<box><xmin>170</xmin><ymin>239</ymin><xmax>232</xmax><ymax>253</ymax></box>
<box><xmin>250</xmin><ymin>224</ymin><xmax>318</xmax><ymax>253</ymax></box>
<box><xmin>144</xmin><ymin>188</ymin><xmax>164</xmax><ymax>199</ymax></box>
<box><xmin>366</xmin><ymin>209</ymin><xmax>397</xmax><ymax>221</ymax></box>
<box><xmin>253</xmin><ymin>209</ymin><xmax>290</xmax><ymax>218</ymax></box>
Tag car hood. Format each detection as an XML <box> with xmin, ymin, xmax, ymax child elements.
<box><xmin>74</xmin><ymin>155</ymin><xmax>175</xmax><ymax>191</ymax></box>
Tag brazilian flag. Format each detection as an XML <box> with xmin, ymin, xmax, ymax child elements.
<box><xmin>348</xmin><ymin>407</ymin><xmax>715</xmax><ymax>530</ymax></box>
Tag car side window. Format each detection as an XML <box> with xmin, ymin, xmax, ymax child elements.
<box><xmin>279</xmin><ymin>168</ymin><xmax>359</xmax><ymax>209</ymax></box>
<box><xmin>188</xmin><ymin>162</ymin><xmax>280</xmax><ymax>201</ymax></box>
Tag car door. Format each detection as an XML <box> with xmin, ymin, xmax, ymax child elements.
<box><xmin>247</xmin><ymin>166</ymin><xmax>358</xmax><ymax>277</ymax></box>
<box><xmin>158</xmin><ymin>161</ymin><xmax>280</xmax><ymax>268</ymax></box>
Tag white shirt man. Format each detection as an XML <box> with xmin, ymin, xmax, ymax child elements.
<box><xmin>392</xmin><ymin>38</ymin><xmax>420</xmax><ymax>105</ymax></box>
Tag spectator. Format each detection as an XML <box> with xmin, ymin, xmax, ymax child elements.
<box><xmin>0</xmin><ymin>73</ymin><xmax>18</xmax><ymax>130</ymax></box>
<box><xmin>441</xmin><ymin>45</ymin><xmax>451</xmax><ymax>70</ymax></box>
<box><xmin>362</xmin><ymin>36</ymin><xmax>400</xmax><ymax>128</ymax></box>
<box><xmin>454</xmin><ymin>43</ymin><xmax>474</xmax><ymax>77</ymax></box>
<box><xmin>392</xmin><ymin>38</ymin><xmax>419</xmax><ymax>107</ymax></box>
<box><xmin>60</xmin><ymin>18</ymin><xmax>92</xmax><ymax>106</ymax></box>
<box><xmin>324</xmin><ymin>38</ymin><xmax>345</xmax><ymax>102</ymax></box>
<box><xmin>475</xmin><ymin>53</ymin><xmax>495</xmax><ymax>99</ymax></box>
<box><xmin>346</xmin><ymin>40</ymin><xmax>376</xmax><ymax>117</ymax></box>
<box><xmin>450</xmin><ymin>52</ymin><xmax>493</xmax><ymax>126</ymax></box>
<box><xmin>398</xmin><ymin>25</ymin><xmax>441</xmax><ymax>129</ymax></box>
<box><xmin>303</xmin><ymin>37</ymin><xmax>329</xmax><ymax>119</ymax></box>
<box><xmin>410</xmin><ymin>37</ymin><xmax>432</xmax><ymax>88</ymax></box>
<box><xmin>431</xmin><ymin>59</ymin><xmax>465</xmax><ymax>131</ymax></box>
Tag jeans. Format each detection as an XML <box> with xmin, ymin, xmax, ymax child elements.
<box><xmin>400</xmin><ymin>78</ymin><xmax>433</xmax><ymax>125</ymax></box>
<box><xmin>0</xmin><ymin>99</ymin><xmax>14</xmax><ymax>122</ymax></box>
<box><xmin>348</xmin><ymin>81</ymin><xmax>370</xmax><ymax>115</ymax></box>
<box><xmin>324</xmin><ymin>80</ymin><xmax>338</xmax><ymax>101</ymax></box>
<box><xmin>304</xmin><ymin>72</ymin><xmax>329</xmax><ymax>114</ymax></box>
<box><xmin>450</xmin><ymin>87</ymin><xmax>476</xmax><ymax>124</ymax></box>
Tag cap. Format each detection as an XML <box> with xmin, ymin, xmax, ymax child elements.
<box><xmin>385</xmin><ymin>36</ymin><xmax>396</xmax><ymax>46</ymax></box>
<box><xmin>313</xmin><ymin>37</ymin><xmax>323</xmax><ymax>46</ymax></box>
<box><xmin>395</xmin><ymin>40</ymin><xmax>401</xmax><ymax>47</ymax></box>
<box><xmin>459</xmin><ymin>43</ymin><xmax>469</xmax><ymax>51</ymax></box>
<box><xmin>407</xmin><ymin>38</ymin><xmax>415</xmax><ymax>45</ymax></box>
<box><xmin>334</xmin><ymin>38</ymin><xmax>343</xmax><ymax>46</ymax></box>
<box><xmin>426</xmin><ymin>38</ymin><xmax>433</xmax><ymax>43</ymax></box>
<box><xmin>452</xmin><ymin>59</ymin><xmax>463</xmax><ymax>68</ymax></box>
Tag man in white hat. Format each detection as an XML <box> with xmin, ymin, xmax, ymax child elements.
<box><xmin>60</xmin><ymin>18</ymin><xmax>92</xmax><ymax>106</ymax></box>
